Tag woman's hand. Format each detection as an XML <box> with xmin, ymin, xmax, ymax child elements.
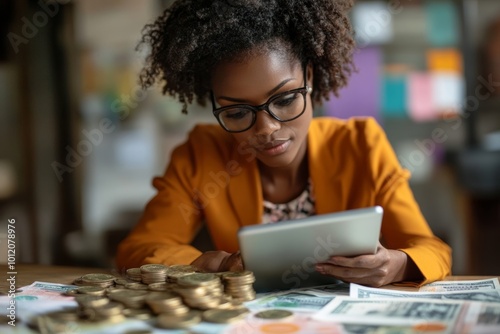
<box><xmin>315</xmin><ymin>243</ymin><xmax>415</xmax><ymax>287</ymax></box>
<box><xmin>191</xmin><ymin>251</ymin><xmax>243</xmax><ymax>273</ymax></box>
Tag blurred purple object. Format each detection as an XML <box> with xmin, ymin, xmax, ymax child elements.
<box><xmin>323</xmin><ymin>47</ymin><xmax>382</xmax><ymax>122</ymax></box>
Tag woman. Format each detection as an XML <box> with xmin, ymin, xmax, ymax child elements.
<box><xmin>116</xmin><ymin>0</ymin><xmax>451</xmax><ymax>287</ymax></box>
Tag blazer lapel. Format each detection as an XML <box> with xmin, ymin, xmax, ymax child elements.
<box><xmin>227</xmin><ymin>145</ymin><xmax>263</xmax><ymax>227</ymax></box>
<box><xmin>307</xmin><ymin>121</ymin><xmax>345</xmax><ymax>214</ymax></box>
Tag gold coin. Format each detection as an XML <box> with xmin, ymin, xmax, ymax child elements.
<box><xmin>157</xmin><ymin>310</ymin><xmax>201</xmax><ymax>329</ymax></box>
<box><xmin>202</xmin><ymin>308</ymin><xmax>249</xmax><ymax>324</ymax></box>
<box><xmin>254</xmin><ymin>309</ymin><xmax>294</xmax><ymax>320</ymax></box>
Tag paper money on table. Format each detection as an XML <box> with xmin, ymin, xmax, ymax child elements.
<box><xmin>245</xmin><ymin>289</ymin><xmax>336</xmax><ymax>312</ymax></box>
<box><xmin>312</xmin><ymin>296</ymin><xmax>464</xmax><ymax>330</ymax></box>
<box><xmin>419</xmin><ymin>278</ymin><xmax>500</xmax><ymax>292</ymax></box>
<box><xmin>350</xmin><ymin>283</ymin><xmax>500</xmax><ymax>303</ymax></box>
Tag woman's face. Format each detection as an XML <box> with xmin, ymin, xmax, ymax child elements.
<box><xmin>211</xmin><ymin>49</ymin><xmax>313</xmax><ymax>168</ymax></box>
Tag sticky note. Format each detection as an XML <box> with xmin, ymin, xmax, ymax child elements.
<box><xmin>425</xmin><ymin>1</ymin><xmax>460</xmax><ymax>47</ymax></box>
<box><xmin>408</xmin><ymin>73</ymin><xmax>436</xmax><ymax>122</ymax></box>
<box><xmin>427</xmin><ymin>49</ymin><xmax>463</xmax><ymax>73</ymax></box>
<box><xmin>382</xmin><ymin>73</ymin><xmax>408</xmax><ymax>118</ymax></box>
<box><xmin>431</xmin><ymin>72</ymin><xmax>464</xmax><ymax>113</ymax></box>
<box><xmin>352</xmin><ymin>1</ymin><xmax>394</xmax><ymax>46</ymax></box>
<box><xmin>324</xmin><ymin>47</ymin><xmax>382</xmax><ymax>121</ymax></box>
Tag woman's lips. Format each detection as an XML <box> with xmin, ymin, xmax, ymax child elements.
<box><xmin>257</xmin><ymin>140</ymin><xmax>290</xmax><ymax>156</ymax></box>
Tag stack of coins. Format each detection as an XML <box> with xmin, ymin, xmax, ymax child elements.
<box><xmin>126</xmin><ymin>268</ymin><xmax>143</xmax><ymax>282</ymax></box>
<box><xmin>140</xmin><ymin>264</ymin><xmax>169</xmax><ymax>284</ymax></box>
<box><xmin>82</xmin><ymin>301</ymin><xmax>126</xmax><ymax>323</ymax></box>
<box><xmin>165</xmin><ymin>265</ymin><xmax>197</xmax><ymax>283</ymax></box>
<box><xmin>107</xmin><ymin>289</ymin><xmax>149</xmax><ymax>309</ymax></box>
<box><xmin>176</xmin><ymin>273</ymin><xmax>224</xmax><ymax>309</ymax></box>
<box><xmin>48</xmin><ymin>266</ymin><xmax>258</xmax><ymax>330</ymax></box>
<box><xmin>222</xmin><ymin>271</ymin><xmax>256</xmax><ymax>302</ymax></box>
<box><xmin>79</xmin><ymin>273</ymin><xmax>116</xmax><ymax>288</ymax></box>
<box><xmin>145</xmin><ymin>292</ymin><xmax>190</xmax><ymax>315</ymax></box>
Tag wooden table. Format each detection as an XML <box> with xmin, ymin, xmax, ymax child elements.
<box><xmin>1</xmin><ymin>264</ymin><xmax>498</xmax><ymax>292</ymax></box>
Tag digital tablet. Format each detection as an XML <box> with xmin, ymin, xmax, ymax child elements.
<box><xmin>238</xmin><ymin>206</ymin><xmax>383</xmax><ymax>292</ymax></box>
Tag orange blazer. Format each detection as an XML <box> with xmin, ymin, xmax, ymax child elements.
<box><xmin>116</xmin><ymin>117</ymin><xmax>452</xmax><ymax>285</ymax></box>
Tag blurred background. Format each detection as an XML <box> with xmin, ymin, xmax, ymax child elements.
<box><xmin>0</xmin><ymin>0</ymin><xmax>499</xmax><ymax>275</ymax></box>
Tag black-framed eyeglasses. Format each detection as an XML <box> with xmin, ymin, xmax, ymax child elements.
<box><xmin>211</xmin><ymin>71</ymin><xmax>311</xmax><ymax>133</ymax></box>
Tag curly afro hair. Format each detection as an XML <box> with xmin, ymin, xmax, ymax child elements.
<box><xmin>138</xmin><ymin>0</ymin><xmax>355</xmax><ymax>113</ymax></box>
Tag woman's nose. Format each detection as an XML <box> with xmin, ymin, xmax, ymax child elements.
<box><xmin>253</xmin><ymin>110</ymin><xmax>280</xmax><ymax>136</ymax></box>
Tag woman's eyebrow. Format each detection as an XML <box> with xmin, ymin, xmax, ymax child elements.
<box><xmin>218</xmin><ymin>78</ymin><xmax>296</xmax><ymax>103</ymax></box>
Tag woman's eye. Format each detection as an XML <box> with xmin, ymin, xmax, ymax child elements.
<box><xmin>273</xmin><ymin>94</ymin><xmax>298</xmax><ymax>107</ymax></box>
<box><xmin>224</xmin><ymin>109</ymin><xmax>249</xmax><ymax>120</ymax></box>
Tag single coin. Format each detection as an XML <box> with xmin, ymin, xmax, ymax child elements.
<box><xmin>254</xmin><ymin>309</ymin><xmax>294</xmax><ymax>320</ymax></box>
<box><xmin>77</xmin><ymin>286</ymin><xmax>106</xmax><ymax>295</ymax></box>
<box><xmin>72</xmin><ymin>276</ymin><xmax>86</xmax><ymax>286</ymax></box>
<box><xmin>178</xmin><ymin>273</ymin><xmax>219</xmax><ymax>287</ymax></box>
<box><xmin>114</xmin><ymin>278</ymin><xmax>130</xmax><ymax>285</ymax></box>
<box><xmin>63</xmin><ymin>289</ymin><xmax>79</xmax><ymax>296</ymax></box>
<box><xmin>74</xmin><ymin>294</ymin><xmax>109</xmax><ymax>308</ymax></box>
<box><xmin>140</xmin><ymin>264</ymin><xmax>168</xmax><ymax>273</ymax></box>
<box><xmin>81</xmin><ymin>273</ymin><xmax>115</xmax><ymax>283</ymax></box>
<box><xmin>125</xmin><ymin>282</ymin><xmax>149</xmax><ymax>290</ymax></box>
<box><xmin>202</xmin><ymin>308</ymin><xmax>249</xmax><ymax>324</ymax></box>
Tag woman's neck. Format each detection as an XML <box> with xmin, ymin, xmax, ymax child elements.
<box><xmin>258</xmin><ymin>147</ymin><xmax>309</xmax><ymax>204</ymax></box>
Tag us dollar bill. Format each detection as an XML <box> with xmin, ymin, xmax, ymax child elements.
<box><xmin>419</xmin><ymin>278</ymin><xmax>500</xmax><ymax>292</ymax></box>
<box><xmin>246</xmin><ymin>290</ymin><xmax>336</xmax><ymax>312</ymax></box>
<box><xmin>350</xmin><ymin>283</ymin><xmax>500</xmax><ymax>303</ymax></box>
<box><xmin>313</xmin><ymin>296</ymin><xmax>464</xmax><ymax>327</ymax></box>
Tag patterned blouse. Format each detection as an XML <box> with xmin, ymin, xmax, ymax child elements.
<box><xmin>262</xmin><ymin>179</ymin><xmax>316</xmax><ymax>224</ymax></box>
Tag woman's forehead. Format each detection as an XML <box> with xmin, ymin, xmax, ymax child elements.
<box><xmin>211</xmin><ymin>49</ymin><xmax>302</xmax><ymax>97</ymax></box>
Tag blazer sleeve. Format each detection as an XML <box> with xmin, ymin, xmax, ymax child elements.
<box><xmin>115</xmin><ymin>134</ymin><xmax>205</xmax><ymax>271</ymax></box>
<box><xmin>362</xmin><ymin>118</ymin><xmax>452</xmax><ymax>285</ymax></box>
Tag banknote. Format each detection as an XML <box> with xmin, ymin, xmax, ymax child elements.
<box><xmin>8</xmin><ymin>281</ymin><xmax>76</xmax><ymax>302</ymax></box>
<box><xmin>313</xmin><ymin>296</ymin><xmax>464</xmax><ymax>330</ymax></box>
<box><xmin>350</xmin><ymin>283</ymin><xmax>500</xmax><ymax>303</ymax></box>
<box><xmin>245</xmin><ymin>290</ymin><xmax>336</xmax><ymax>312</ymax></box>
<box><xmin>420</xmin><ymin>278</ymin><xmax>500</xmax><ymax>292</ymax></box>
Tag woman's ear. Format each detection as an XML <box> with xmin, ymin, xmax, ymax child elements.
<box><xmin>306</xmin><ymin>63</ymin><xmax>314</xmax><ymax>88</ymax></box>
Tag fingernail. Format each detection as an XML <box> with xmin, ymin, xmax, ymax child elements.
<box><xmin>315</xmin><ymin>265</ymin><xmax>325</xmax><ymax>273</ymax></box>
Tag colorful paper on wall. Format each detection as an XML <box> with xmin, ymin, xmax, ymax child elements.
<box><xmin>427</xmin><ymin>48</ymin><xmax>463</xmax><ymax>73</ymax></box>
<box><xmin>408</xmin><ymin>73</ymin><xmax>436</xmax><ymax>122</ymax></box>
<box><xmin>431</xmin><ymin>72</ymin><xmax>464</xmax><ymax>113</ymax></box>
<box><xmin>352</xmin><ymin>1</ymin><xmax>394</xmax><ymax>46</ymax></box>
<box><xmin>425</xmin><ymin>1</ymin><xmax>460</xmax><ymax>47</ymax></box>
<box><xmin>382</xmin><ymin>73</ymin><xmax>407</xmax><ymax>118</ymax></box>
<box><xmin>324</xmin><ymin>47</ymin><xmax>382</xmax><ymax>121</ymax></box>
